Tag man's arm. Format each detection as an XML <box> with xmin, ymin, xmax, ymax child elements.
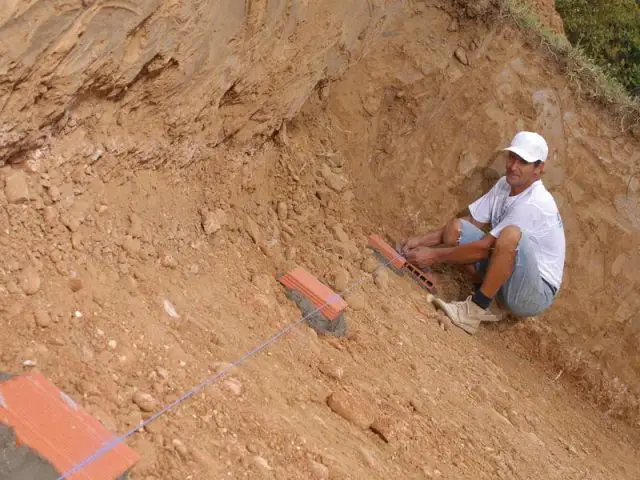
<box><xmin>432</xmin><ymin>234</ymin><xmax>495</xmax><ymax>264</ymax></box>
<box><xmin>403</xmin><ymin>215</ymin><xmax>489</xmax><ymax>250</ymax></box>
<box><xmin>404</xmin><ymin>232</ymin><xmax>496</xmax><ymax>267</ymax></box>
<box><xmin>465</xmin><ymin>215</ymin><xmax>489</xmax><ymax>232</ymax></box>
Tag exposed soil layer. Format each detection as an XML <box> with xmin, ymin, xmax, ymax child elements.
<box><xmin>0</xmin><ymin>1</ymin><xmax>639</xmax><ymax>479</ymax></box>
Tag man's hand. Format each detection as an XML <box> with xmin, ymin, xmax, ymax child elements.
<box><xmin>398</xmin><ymin>236</ymin><xmax>425</xmax><ymax>255</ymax></box>
<box><xmin>404</xmin><ymin>246</ymin><xmax>440</xmax><ymax>268</ymax></box>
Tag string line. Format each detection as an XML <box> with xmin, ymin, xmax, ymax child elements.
<box><xmin>55</xmin><ymin>256</ymin><xmax>393</xmax><ymax>479</ymax></box>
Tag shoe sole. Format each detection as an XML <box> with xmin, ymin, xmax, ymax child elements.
<box><xmin>432</xmin><ymin>297</ymin><xmax>478</xmax><ymax>335</ymax></box>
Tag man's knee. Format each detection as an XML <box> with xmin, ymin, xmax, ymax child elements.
<box><xmin>495</xmin><ymin>225</ymin><xmax>521</xmax><ymax>253</ymax></box>
<box><xmin>442</xmin><ymin>218</ymin><xmax>462</xmax><ymax>246</ymax></box>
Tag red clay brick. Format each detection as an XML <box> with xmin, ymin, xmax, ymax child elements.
<box><xmin>367</xmin><ymin>235</ymin><xmax>406</xmax><ymax>269</ymax></box>
<box><xmin>0</xmin><ymin>372</ymin><xmax>139</xmax><ymax>480</ymax></box>
<box><xmin>368</xmin><ymin>234</ymin><xmax>437</xmax><ymax>294</ymax></box>
<box><xmin>278</xmin><ymin>267</ymin><xmax>347</xmax><ymax>320</ymax></box>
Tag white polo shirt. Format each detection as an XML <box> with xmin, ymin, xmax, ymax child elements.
<box><xmin>468</xmin><ymin>176</ymin><xmax>566</xmax><ymax>289</ymax></box>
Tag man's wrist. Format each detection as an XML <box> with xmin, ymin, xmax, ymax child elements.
<box><xmin>433</xmin><ymin>246</ymin><xmax>451</xmax><ymax>262</ymax></box>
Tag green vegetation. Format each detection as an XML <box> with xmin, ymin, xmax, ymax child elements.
<box><xmin>499</xmin><ymin>0</ymin><xmax>639</xmax><ymax>134</ymax></box>
<box><xmin>556</xmin><ymin>0</ymin><xmax>640</xmax><ymax>97</ymax></box>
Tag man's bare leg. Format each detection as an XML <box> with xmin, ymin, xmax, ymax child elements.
<box><xmin>441</xmin><ymin>218</ymin><xmax>482</xmax><ymax>283</ymax></box>
<box><xmin>432</xmin><ymin>226</ymin><xmax>520</xmax><ymax>334</ymax></box>
<box><xmin>474</xmin><ymin>225</ymin><xmax>520</xmax><ymax>305</ymax></box>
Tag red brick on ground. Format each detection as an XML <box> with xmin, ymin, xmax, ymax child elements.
<box><xmin>0</xmin><ymin>372</ymin><xmax>139</xmax><ymax>480</ymax></box>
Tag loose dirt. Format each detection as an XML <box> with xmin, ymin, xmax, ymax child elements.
<box><xmin>1</xmin><ymin>0</ymin><xmax>639</xmax><ymax>479</ymax></box>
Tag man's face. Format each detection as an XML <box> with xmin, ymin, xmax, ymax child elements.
<box><xmin>505</xmin><ymin>151</ymin><xmax>544</xmax><ymax>189</ymax></box>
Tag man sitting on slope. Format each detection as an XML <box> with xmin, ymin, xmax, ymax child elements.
<box><xmin>399</xmin><ymin>131</ymin><xmax>566</xmax><ymax>334</ymax></box>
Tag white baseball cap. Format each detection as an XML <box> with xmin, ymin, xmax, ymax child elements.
<box><xmin>502</xmin><ymin>131</ymin><xmax>549</xmax><ymax>163</ymax></box>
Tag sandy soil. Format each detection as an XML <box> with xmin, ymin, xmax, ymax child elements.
<box><xmin>1</xmin><ymin>0</ymin><xmax>639</xmax><ymax>479</ymax></box>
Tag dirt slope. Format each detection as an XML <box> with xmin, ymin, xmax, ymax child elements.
<box><xmin>0</xmin><ymin>0</ymin><xmax>391</xmax><ymax>161</ymax></box>
<box><xmin>1</xmin><ymin>0</ymin><xmax>639</xmax><ymax>479</ymax></box>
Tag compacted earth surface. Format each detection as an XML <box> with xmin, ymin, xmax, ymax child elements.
<box><xmin>0</xmin><ymin>0</ymin><xmax>639</xmax><ymax>478</ymax></box>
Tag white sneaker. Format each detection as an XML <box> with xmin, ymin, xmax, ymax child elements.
<box><xmin>433</xmin><ymin>296</ymin><xmax>503</xmax><ymax>334</ymax></box>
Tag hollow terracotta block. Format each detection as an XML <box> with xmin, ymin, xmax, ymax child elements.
<box><xmin>405</xmin><ymin>263</ymin><xmax>437</xmax><ymax>294</ymax></box>
<box><xmin>0</xmin><ymin>372</ymin><xmax>139</xmax><ymax>480</ymax></box>
<box><xmin>367</xmin><ymin>235</ymin><xmax>406</xmax><ymax>269</ymax></box>
<box><xmin>278</xmin><ymin>267</ymin><xmax>347</xmax><ymax>320</ymax></box>
<box><xmin>368</xmin><ymin>233</ymin><xmax>437</xmax><ymax>294</ymax></box>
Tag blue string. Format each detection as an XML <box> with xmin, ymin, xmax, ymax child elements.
<box><xmin>56</xmin><ymin>257</ymin><xmax>392</xmax><ymax>479</ymax></box>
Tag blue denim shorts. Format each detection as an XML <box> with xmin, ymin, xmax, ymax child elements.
<box><xmin>459</xmin><ymin>220</ymin><xmax>556</xmax><ymax>317</ymax></box>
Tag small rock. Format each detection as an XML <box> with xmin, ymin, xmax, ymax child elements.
<box><xmin>319</xmin><ymin>84</ymin><xmax>331</xmax><ymax>102</ymax></box>
<box><xmin>161</xmin><ymin>254</ymin><xmax>178</xmax><ymax>269</ymax></box>
<box><xmin>448</xmin><ymin>17</ymin><xmax>459</xmax><ymax>32</ymax></box>
<box><xmin>122</xmin><ymin>236</ymin><xmax>141</xmax><ymax>256</ymax></box>
<box><xmin>326</xmin><ymin>391</ymin><xmax>372</xmax><ymax>429</ymax></box>
<box><xmin>409</xmin><ymin>397</ymin><xmax>426</xmax><ymax>415</ymax></box>
<box><xmin>251</xmin><ymin>455</ymin><xmax>271</xmax><ymax>473</ymax></box>
<box><xmin>358</xmin><ymin>446</ymin><xmax>377</xmax><ymax>468</ymax></box>
<box><xmin>163</xmin><ymin>299</ymin><xmax>179</xmax><ymax>318</ymax></box>
<box><xmin>5</xmin><ymin>171</ymin><xmax>29</xmax><ymax>203</ymax></box>
<box><xmin>277</xmin><ymin>202</ymin><xmax>288</xmax><ymax>221</ymax></box>
<box><xmin>590</xmin><ymin>344</ymin><xmax>604</xmax><ymax>357</ymax></box>
<box><xmin>422</xmin><ymin>466</ymin><xmax>439</xmax><ymax>478</ymax></box>
<box><xmin>373</xmin><ymin>269</ymin><xmax>389</xmax><ymax>289</ymax></box>
<box><xmin>370</xmin><ymin>415</ymin><xmax>394</xmax><ymax>443</ymax></box>
<box><xmin>471</xmin><ymin>384</ymin><xmax>489</xmax><ymax>402</ymax></box>
<box><xmin>454</xmin><ymin>47</ymin><xmax>469</xmax><ymax>66</ymax></box>
<box><xmin>132</xmin><ymin>391</ymin><xmax>157</xmax><ymax>412</ymax></box>
<box><xmin>201</xmin><ymin>208</ymin><xmax>227</xmax><ymax>235</ymax></box>
<box><xmin>34</xmin><ymin>310</ymin><xmax>51</xmax><ymax>328</ymax></box>
<box><xmin>77</xmin><ymin>380</ymin><xmax>100</xmax><ymax>397</ymax></box>
<box><xmin>21</xmin><ymin>267</ymin><xmax>41</xmax><ymax>295</ymax></box>
<box><xmin>525</xmin><ymin>431</ymin><xmax>545</xmax><ymax>448</ymax></box>
<box><xmin>48</xmin><ymin>185</ymin><xmax>61</xmax><ymax>203</ymax></box>
<box><xmin>285</xmin><ymin>246</ymin><xmax>297</xmax><ymax>260</ymax></box>
<box><xmin>108</xmin><ymin>340</ymin><xmax>118</xmax><ymax>350</ymax></box>
<box><xmin>507</xmin><ymin>409</ymin><xmax>522</xmax><ymax>428</ymax></box>
<box><xmin>362</xmin><ymin>95</ymin><xmax>381</xmax><ymax>116</ymax></box>
<box><xmin>318</xmin><ymin>362</ymin><xmax>345</xmax><ymax>381</ymax></box>
<box><xmin>567</xmin><ymin>444</ymin><xmax>578</xmax><ymax>455</ymax></box>
<box><xmin>129</xmin><ymin>213</ymin><xmax>143</xmax><ymax>238</ymax></box>
<box><xmin>251</xmin><ymin>273</ymin><xmax>273</xmax><ymax>292</ymax></box>
<box><xmin>71</xmin><ymin>232</ymin><xmax>83</xmax><ymax>250</ymax></box>
<box><xmin>90</xmin><ymin>147</ymin><xmax>104</xmax><ymax>164</ymax></box>
<box><xmin>43</xmin><ymin>206</ymin><xmax>58</xmax><ymax>225</ymax></box>
<box><xmin>309</xmin><ymin>460</ymin><xmax>329</xmax><ymax>479</ymax></box>
<box><xmin>245</xmin><ymin>215</ymin><xmax>262</xmax><ymax>244</ymax></box>
<box><xmin>280</xmin><ymin>221</ymin><xmax>295</xmax><ymax>238</ymax></box>
<box><xmin>223</xmin><ymin>378</ymin><xmax>243</xmax><ymax>396</ymax></box>
<box><xmin>172</xmin><ymin>439</ymin><xmax>188</xmax><ymax>459</ymax></box>
<box><xmin>187</xmin><ymin>263</ymin><xmax>200</xmax><ymax>274</ymax></box>
<box><xmin>69</xmin><ymin>277</ymin><xmax>83</xmax><ymax>292</ymax></box>
<box><xmin>213</xmin><ymin>362</ymin><xmax>236</xmax><ymax>375</ymax></box>
<box><xmin>330</xmin><ymin>224</ymin><xmax>350</xmax><ymax>243</ymax></box>
<box><xmin>6</xmin><ymin>281</ymin><xmax>20</xmax><ymax>294</ymax></box>
<box><xmin>321</xmin><ymin>164</ymin><xmax>348</xmax><ymax>192</ymax></box>
<box><xmin>7</xmin><ymin>259</ymin><xmax>20</xmax><ymax>272</ymax></box>
<box><xmin>362</xmin><ymin>257</ymin><xmax>378</xmax><ymax>273</ymax></box>
<box><xmin>60</xmin><ymin>214</ymin><xmax>80</xmax><ymax>232</ymax></box>
<box><xmin>345</xmin><ymin>293</ymin><xmax>365</xmax><ymax>311</ymax></box>
<box><xmin>330</xmin><ymin>268</ymin><xmax>349</xmax><ymax>292</ymax></box>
